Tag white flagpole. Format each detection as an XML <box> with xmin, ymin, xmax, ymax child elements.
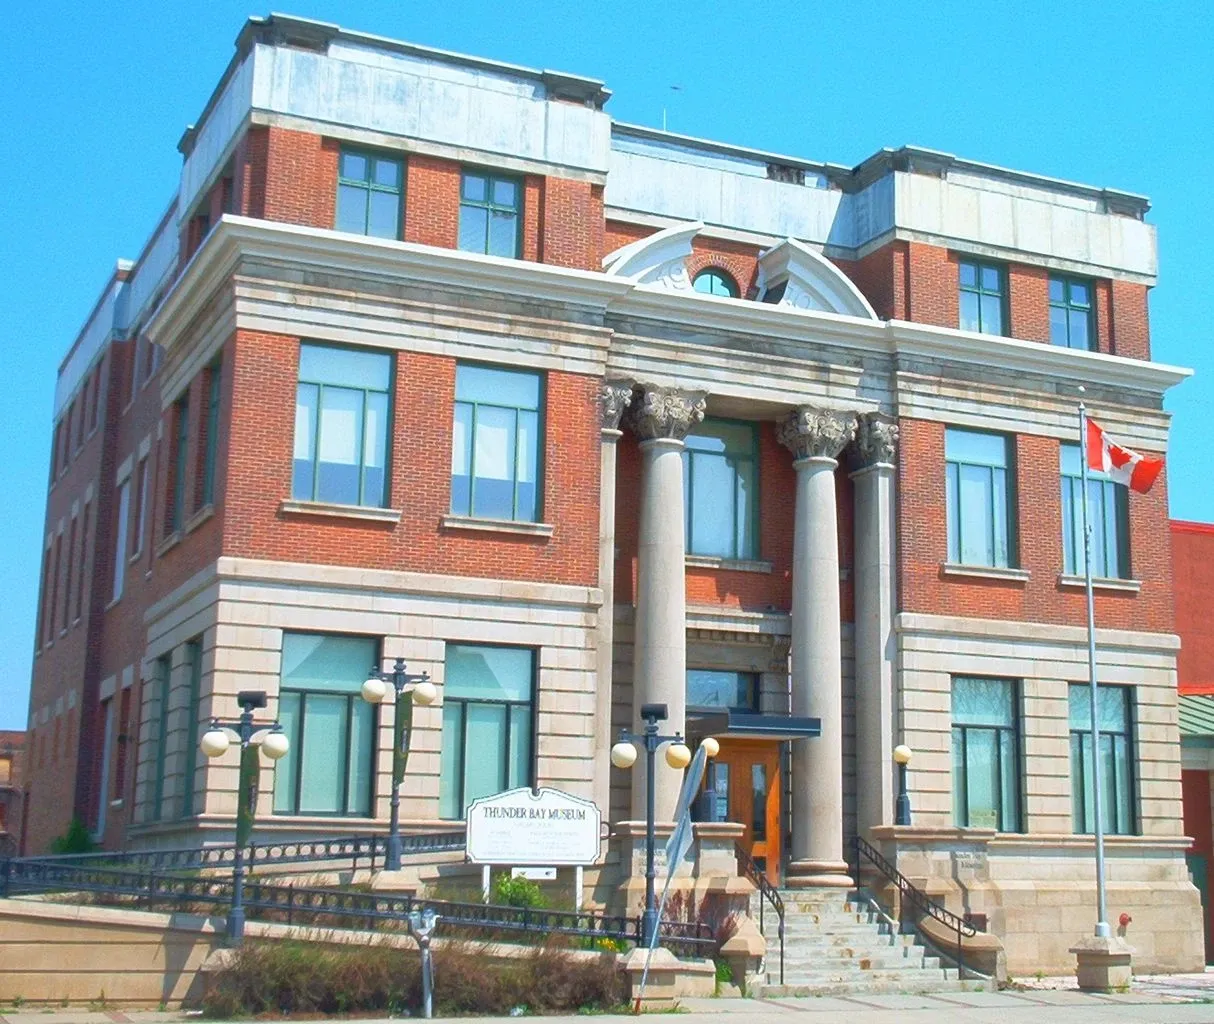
<box><xmin>1078</xmin><ymin>394</ymin><xmax>1110</xmax><ymax>939</ymax></box>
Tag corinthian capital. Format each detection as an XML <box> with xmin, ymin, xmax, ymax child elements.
<box><xmin>624</xmin><ymin>385</ymin><xmax>707</xmax><ymax>442</ymax></box>
<box><xmin>852</xmin><ymin>413</ymin><xmax>899</xmax><ymax>468</ymax></box>
<box><xmin>600</xmin><ymin>379</ymin><xmax>635</xmax><ymax>431</ymax></box>
<box><xmin>778</xmin><ymin>406</ymin><xmax>857</xmax><ymax>461</ymax></box>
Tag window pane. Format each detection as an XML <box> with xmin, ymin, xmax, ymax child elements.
<box><xmin>980</xmin><ymin>294</ymin><xmax>1003</xmax><ymax>334</ymax></box>
<box><xmin>299</xmin><ymin>694</ymin><xmax>348</xmax><ymax>813</ymax></box>
<box><xmin>688</xmin><ymin>669</ymin><xmax>756</xmax><ymax>709</ymax></box>
<box><xmin>316</xmin><ymin>387</ymin><xmax>363</xmax><ymax>505</ymax></box>
<box><xmin>451</xmin><ymin>403</ymin><xmax>472</xmax><ymax>515</ymax></box>
<box><xmin>953</xmin><ymin>678</ymin><xmax>1014</xmax><ymax>727</ymax></box>
<box><xmin>492</xmin><ymin>178</ymin><xmax>518</xmax><ymax>208</ymax></box>
<box><xmin>1113</xmin><ymin>734</ymin><xmax>1132</xmax><ymax>833</ymax></box>
<box><xmin>1000</xmin><ymin>729</ymin><xmax>1018</xmax><ymax>830</ymax></box>
<box><xmin>372</xmin><ymin>158</ymin><xmax>400</xmax><ymax>188</ymax></box>
<box><xmin>300</xmin><ymin>345</ymin><xmax>391</xmax><ymax>391</ymax></box>
<box><xmin>1069</xmin><ymin>684</ymin><xmax>1092</xmax><ymax>731</ymax></box>
<box><xmin>458</xmin><ymin>206</ymin><xmax>488</xmax><ymax>253</ymax></box>
<box><xmin>946</xmin><ymin>429</ymin><xmax>1007</xmax><ymax>467</ymax></box>
<box><xmin>439</xmin><ymin>702</ymin><xmax>464</xmax><ymax>819</ymax></box>
<box><xmin>752</xmin><ymin>763</ymin><xmax>767</xmax><ymax>839</ymax></box>
<box><xmin>689</xmin><ymin>451</ymin><xmax>735</xmax><ymax>557</ymax></box>
<box><xmin>464</xmin><ymin>703</ymin><xmax>507</xmax><ymax>806</ymax></box>
<box><xmin>1086</xmin><ymin>480</ymin><xmax>1108</xmax><ymax>577</ymax></box>
<box><xmin>472</xmin><ymin>405</ymin><xmax>516</xmax><ymax>519</ymax></box>
<box><xmin>1049</xmin><ymin>278</ymin><xmax>1066</xmax><ymax>303</ymax></box>
<box><xmin>337</xmin><ymin>184</ymin><xmax>367</xmax><ymax>234</ymax></box>
<box><xmin>959</xmin><ymin>291</ymin><xmax>980</xmax><ymax>332</ymax></box>
<box><xmin>1071</xmin><ymin>731</ymin><xmax>1087</xmax><ymax>832</ymax></box>
<box><xmin>1069</xmin><ymin>309</ymin><xmax>1090</xmax><ymax>350</ymax></box>
<box><xmin>959</xmin><ymin>262</ymin><xmax>977</xmax><ymax>289</ymax></box>
<box><xmin>368</xmin><ymin>190</ymin><xmax>399</xmax><ymax>239</ymax></box>
<box><xmin>274</xmin><ymin>692</ymin><xmax>301</xmax><ymax>813</ymax></box>
<box><xmin>112</xmin><ymin>481</ymin><xmax>130</xmax><ymax>603</ymax></box>
<box><xmin>341</xmin><ymin>152</ymin><xmax>369</xmax><ymax>181</ymax></box>
<box><xmin>1071</xmin><ymin>282</ymin><xmax>1090</xmax><ymax>306</ymax></box>
<box><xmin>1062</xmin><ymin>479</ymin><xmax>1076</xmax><ymax>575</ymax></box>
<box><xmin>946</xmin><ymin>462</ymin><xmax>959</xmax><ymax>562</ymax></box>
<box><xmin>965</xmin><ymin>729</ymin><xmax>999</xmax><ymax>829</ymax></box>
<box><xmin>991</xmin><ymin>467</ymin><xmax>1009</xmax><ymax>567</ymax></box>
<box><xmin>462</xmin><ymin>174</ymin><xmax>487</xmax><ymax>202</ymax></box>
<box><xmin>959</xmin><ymin>463</ymin><xmax>994</xmax><ymax>565</ymax></box>
<box><xmin>456</xmin><ymin>365</ymin><xmax>541</xmax><ymax>409</ymax></box>
<box><xmin>363</xmin><ymin>391</ymin><xmax>388</xmax><ymax>507</ymax></box>
<box><xmin>509</xmin><ymin>703</ymin><xmax>531</xmax><ymax>789</ymax></box>
<box><xmin>980</xmin><ymin>265</ymin><xmax>1001</xmax><ymax>291</ymax></box>
<box><xmin>516</xmin><ymin>409</ymin><xmax>538</xmax><ymax>522</ymax></box>
<box><xmin>282</xmin><ymin>633</ymin><xmax>376</xmax><ymax>693</ymax></box>
<box><xmin>445</xmin><ymin>645</ymin><xmax>533</xmax><ymax>702</ymax></box>
<box><xmin>346</xmin><ymin>701</ymin><xmax>374</xmax><ymax>816</ymax></box>
<box><xmin>488</xmin><ymin>210</ymin><xmax>518</xmax><ymax>258</ymax></box>
<box><xmin>952</xmin><ymin>727</ymin><xmax>966</xmax><ymax>825</ymax></box>
<box><xmin>1098</xmin><ymin>685</ymin><xmax>1129</xmax><ymax>733</ymax></box>
<box><xmin>1050</xmin><ymin>305</ymin><xmax>1069</xmax><ymax>346</ymax></box>
<box><xmin>736</xmin><ymin>457</ymin><xmax>756</xmax><ymax>559</ymax></box>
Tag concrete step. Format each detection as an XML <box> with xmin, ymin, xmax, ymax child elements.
<box><xmin>755</xmin><ymin>975</ymin><xmax>983</xmax><ymax>999</ymax></box>
<box><xmin>774</xmin><ymin>967</ymin><xmax>958</xmax><ymax>985</ymax></box>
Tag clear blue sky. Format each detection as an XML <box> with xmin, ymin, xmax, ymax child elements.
<box><xmin>1</xmin><ymin>1</ymin><xmax>1211</xmax><ymax>730</ymax></box>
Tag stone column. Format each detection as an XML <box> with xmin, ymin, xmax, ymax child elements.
<box><xmin>850</xmin><ymin>414</ymin><xmax>899</xmax><ymax>836</ymax></box>
<box><xmin>779</xmin><ymin>406</ymin><xmax>856</xmax><ymax>888</ymax></box>
<box><xmin>624</xmin><ymin>385</ymin><xmax>706</xmax><ymax>821</ymax></box>
<box><xmin>593</xmin><ymin>380</ymin><xmax>634</xmax><ymax>816</ymax></box>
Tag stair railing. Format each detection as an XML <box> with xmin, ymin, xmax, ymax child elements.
<box><xmin>852</xmin><ymin>835</ymin><xmax>979</xmax><ymax>978</ymax></box>
<box><xmin>735</xmin><ymin>843</ymin><xmax>784</xmax><ymax>985</ymax></box>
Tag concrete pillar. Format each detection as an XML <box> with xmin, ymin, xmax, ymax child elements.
<box><xmin>592</xmin><ymin>380</ymin><xmax>634</xmax><ymax>816</ymax></box>
<box><xmin>850</xmin><ymin>414</ymin><xmax>899</xmax><ymax>836</ymax></box>
<box><xmin>624</xmin><ymin>385</ymin><xmax>706</xmax><ymax>821</ymax></box>
<box><xmin>779</xmin><ymin>406</ymin><xmax>856</xmax><ymax>888</ymax></box>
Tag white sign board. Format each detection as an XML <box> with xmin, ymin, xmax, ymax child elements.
<box><xmin>465</xmin><ymin>786</ymin><xmax>601</xmax><ymax>866</ymax></box>
<box><xmin>511</xmin><ymin>867</ymin><xmax>557</xmax><ymax>881</ymax></box>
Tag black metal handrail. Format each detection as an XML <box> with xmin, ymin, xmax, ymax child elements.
<box><xmin>852</xmin><ymin>835</ymin><xmax>978</xmax><ymax>977</ymax></box>
<box><xmin>735</xmin><ymin>843</ymin><xmax>783</xmax><ymax>985</ymax></box>
<box><xmin>0</xmin><ymin>859</ymin><xmax>715</xmax><ymax>959</ymax></box>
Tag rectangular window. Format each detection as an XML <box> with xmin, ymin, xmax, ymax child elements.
<box><xmin>293</xmin><ymin>344</ymin><xmax>392</xmax><ymax>508</ymax></box>
<box><xmin>150</xmin><ymin>655</ymin><xmax>171</xmax><ymax>822</ymax></box>
<box><xmin>169</xmin><ymin>396</ymin><xmax>189</xmax><ymax>533</ymax></box>
<box><xmin>952</xmin><ymin>677</ymin><xmax>1021</xmax><ymax>831</ymax></box>
<box><xmin>63</xmin><ymin>516</ymin><xmax>77</xmax><ymax>628</ymax></box>
<box><xmin>88</xmin><ymin>368</ymin><xmax>101</xmax><ymax>433</ymax></box>
<box><xmin>114</xmin><ymin>686</ymin><xmax>132</xmax><ymax>798</ymax></box>
<box><xmin>71</xmin><ymin>398</ymin><xmax>82</xmax><ymax>452</ymax></box>
<box><xmin>112</xmin><ymin>478</ymin><xmax>131</xmax><ymax>604</ymax></box>
<box><xmin>450</xmin><ymin>364</ymin><xmax>542</xmax><ymax>522</ymax></box>
<box><xmin>439</xmin><ymin>644</ymin><xmax>535</xmax><ymax>819</ymax></box>
<box><xmin>1070</xmin><ymin>684</ymin><xmax>1135</xmax><ymax>834</ymax></box>
<box><xmin>39</xmin><ymin>543</ymin><xmax>53</xmax><ymax>646</ymax></box>
<box><xmin>686</xmin><ymin>669</ymin><xmax>759</xmax><ymax>711</ymax></box>
<box><xmin>180</xmin><ymin>639</ymin><xmax>203</xmax><ymax>817</ymax></box>
<box><xmin>945</xmin><ymin>428</ymin><xmax>1014</xmax><ymax>568</ymax></box>
<box><xmin>336</xmin><ymin>149</ymin><xmax>403</xmax><ymax>239</ymax></box>
<box><xmin>76</xmin><ymin>500</ymin><xmax>90</xmax><ymax>620</ymax></box>
<box><xmin>274</xmin><ymin>633</ymin><xmax>377</xmax><ymax>817</ymax></box>
<box><xmin>96</xmin><ymin>698</ymin><xmax>115</xmax><ymax>836</ymax></box>
<box><xmin>200</xmin><ymin>357</ymin><xmax>222</xmax><ymax>508</ymax></box>
<box><xmin>1049</xmin><ymin>276</ymin><xmax>1094</xmax><ymax>350</ymax></box>
<box><xmin>129</xmin><ymin>339</ymin><xmax>142</xmax><ymax>405</ymax></box>
<box><xmin>49</xmin><ymin>534</ymin><xmax>62</xmax><ymax>639</ymax></box>
<box><xmin>459</xmin><ymin>172</ymin><xmax>522</xmax><ymax>258</ymax></box>
<box><xmin>1060</xmin><ymin>444</ymin><xmax>1129</xmax><ymax>579</ymax></box>
<box><xmin>958</xmin><ymin>260</ymin><xmax>1007</xmax><ymax>336</ymax></box>
<box><xmin>131</xmin><ymin>458</ymin><xmax>148</xmax><ymax>559</ymax></box>
<box><xmin>684</xmin><ymin>419</ymin><xmax>758</xmax><ymax>560</ymax></box>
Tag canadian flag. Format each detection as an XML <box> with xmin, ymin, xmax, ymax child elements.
<box><xmin>1086</xmin><ymin>417</ymin><xmax>1164</xmax><ymax>494</ymax></box>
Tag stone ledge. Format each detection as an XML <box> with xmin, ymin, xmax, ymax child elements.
<box><xmin>685</xmin><ymin>554</ymin><xmax>773</xmax><ymax>574</ymax></box>
<box><xmin>185</xmin><ymin>502</ymin><xmax>215</xmax><ymax>534</ymax></box>
<box><xmin>439</xmin><ymin>514</ymin><xmax>554</xmax><ymax>537</ymax></box>
<box><xmin>940</xmin><ymin>562</ymin><xmax>1030</xmax><ymax>584</ymax></box>
<box><xmin>279</xmin><ymin>498</ymin><xmax>402</xmax><ymax>524</ymax></box>
<box><xmin>1058</xmin><ymin>574</ymin><xmax>1142</xmax><ymax>593</ymax></box>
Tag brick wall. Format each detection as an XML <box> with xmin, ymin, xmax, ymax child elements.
<box><xmin>220</xmin><ymin>331</ymin><xmax>599</xmax><ymax>586</ymax></box>
<box><xmin>898</xmin><ymin>417</ymin><xmax>1173</xmax><ymax>632</ymax></box>
<box><xmin>539</xmin><ymin>177</ymin><xmax>604</xmax><ymax>270</ymax></box>
<box><xmin>403</xmin><ymin>154</ymin><xmax>461</xmax><ymax>248</ymax></box>
<box><xmin>906</xmin><ymin>243</ymin><xmax>959</xmax><ymax>329</ymax></box>
<box><xmin>1174</xmin><ymin>522</ymin><xmax>1214</xmax><ymax>691</ymax></box>
<box><xmin>1111</xmin><ymin>279</ymin><xmax>1151</xmax><ymax>360</ymax></box>
<box><xmin>1008</xmin><ymin>265</ymin><xmax>1051</xmax><ymax>343</ymax></box>
<box><xmin>835</xmin><ymin>242</ymin><xmax>909</xmax><ymax>321</ymax></box>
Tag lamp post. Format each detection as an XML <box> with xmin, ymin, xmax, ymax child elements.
<box><xmin>610</xmin><ymin>702</ymin><xmax>693</xmax><ymax>947</ymax></box>
<box><xmin>893</xmin><ymin>744</ymin><xmax>913</xmax><ymax>827</ymax></box>
<box><xmin>199</xmin><ymin>690</ymin><xmax>290</xmax><ymax>945</ymax></box>
<box><xmin>362</xmin><ymin>658</ymin><xmax>438</xmax><ymax>871</ymax></box>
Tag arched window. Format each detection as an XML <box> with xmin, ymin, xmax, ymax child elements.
<box><xmin>693</xmin><ymin>268</ymin><xmax>740</xmax><ymax>298</ymax></box>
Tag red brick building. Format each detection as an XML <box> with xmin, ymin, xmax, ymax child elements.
<box><xmin>21</xmin><ymin>13</ymin><xmax>1200</xmax><ymax>973</ymax></box>
<box><xmin>0</xmin><ymin>732</ymin><xmax>24</xmax><ymax>856</ymax></box>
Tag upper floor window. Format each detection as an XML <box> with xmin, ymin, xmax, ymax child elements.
<box><xmin>958</xmin><ymin>260</ymin><xmax>1006</xmax><ymax>336</ymax></box>
<box><xmin>336</xmin><ymin>150</ymin><xmax>403</xmax><ymax>240</ymax></box>
<box><xmin>293</xmin><ymin>344</ymin><xmax>391</xmax><ymax>508</ymax></box>
<box><xmin>1069</xmin><ymin>684</ymin><xmax>1135</xmax><ymax>835</ymax></box>
<box><xmin>451</xmin><ymin>364</ymin><xmax>541</xmax><ymax>522</ymax></box>
<box><xmin>200</xmin><ymin>357</ymin><xmax>222</xmax><ymax>508</ymax></box>
<box><xmin>687</xmin><ymin>669</ymin><xmax>759</xmax><ymax>711</ymax></box>
<box><xmin>945</xmin><ymin>428</ymin><xmax>1014</xmax><ymax>568</ymax></box>
<box><xmin>1060</xmin><ymin>444</ymin><xmax>1129</xmax><ymax>579</ymax></box>
<box><xmin>1049</xmin><ymin>276</ymin><xmax>1094</xmax><ymax>350</ymax></box>
<box><xmin>459</xmin><ymin>172</ymin><xmax>521</xmax><ymax>258</ymax></box>
<box><xmin>693</xmin><ymin>269</ymin><xmax>740</xmax><ymax>298</ymax></box>
<box><xmin>112</xmin><ymin>478</ymin><xmax>130</xmax><ymax>604</ymax></box>
<box><xmin>169</xmin><ymin>395</ymin><xmax>189</xmax><ymax>533</ymax></box>
<box><xmin>684</xmin><ymin>419</ymin><xmax>758</xmax><ymax>560</ymax></box>
<box><xmin>952</xmin><ymin>677</ymin><xmax>1021</xmax><ymax>831</ymax></box>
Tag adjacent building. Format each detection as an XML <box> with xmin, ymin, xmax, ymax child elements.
<box><xmin>0</xmin><ymin>732</ymin><xmax>26</xmax><ymax>856</ymax></box>
<box><xmin>22</xmin><ymin>12</ymin><xmax>1202</xmax><ymax>973</ymax></box>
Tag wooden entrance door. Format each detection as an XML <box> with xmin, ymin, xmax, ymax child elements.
<box><xmin>702</xmin><ymin>739</ymin><xmax>781</xmax><ymax>883</ymax></box>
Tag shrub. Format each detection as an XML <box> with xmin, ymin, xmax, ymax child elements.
<box><xmin>49</xmin><ymin>817</ymin><xmax>99</xmax><ymax>855</ymax></box>
<box><xmin>201</xmin><ymin>939</ymin><xmax>624</xmax><ymax>1018</ymax></box>
<box><xmin>490</xmin><ymin>872</ymin><xmax>545</xmax><ymax>909</ymax></box>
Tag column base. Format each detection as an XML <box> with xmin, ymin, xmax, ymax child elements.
<box><xmin>785</xmin><ymin>860</ymin><xmax>854</xmax><ymax>888</ymax></box>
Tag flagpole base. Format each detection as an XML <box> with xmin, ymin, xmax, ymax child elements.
<box><xmin>1070</xmin><ymin>934</ymin><xmax>1133</xmax><ymax>993</ymax></box>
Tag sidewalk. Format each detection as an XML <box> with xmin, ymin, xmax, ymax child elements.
<box><xmin>3</xmin><ymin>979</ymin><xmax>1214</xmax><ymax>1024</ymax></box>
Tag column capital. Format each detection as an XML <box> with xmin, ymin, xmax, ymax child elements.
<box><xmin>778</xmin><ymin>406</ymin><xmax>857</xmax><ymax>462</ymax></box>
<box><xmin>851</xmin><ymin>412</ymin><xmax>899</xmax><ymax>469</ymax></box>
<box><xmin>624</xmin><ymin>385</ymin><xmax>707</xmax><ymax>442</ymax></box>
<box><xmin>600</xmin><ymin>378</ymin><xmax>636</xmax><ymax>432</ymax></box>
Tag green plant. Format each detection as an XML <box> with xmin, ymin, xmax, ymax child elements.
<box><xmin>10</xmin><ymin>996</ymin><xmax>24</xmax><ymax>1009</ymax></box>
<box><xmin>49</xmin><ymin>817</ymin><xmax>99</xmax><ymax>855</ymax></box>
<box><xmin>491</xmin><ymin>873</ymin><xmax>545</xmax><ymax>909</ymax></box>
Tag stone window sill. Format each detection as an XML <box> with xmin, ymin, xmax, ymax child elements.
<box><xmin>128</xmin><ymin>548</ymin><xmax>143</xmax><ymax>565</ymax></box>
<box><xmin>1058</xmin><ymin>574</ymin><xmax>1141</xmax><ymax>594</ymax></box>
<box><xmin>940</xmin><ymin>562</ymin><xmax>1030</xmax><ymax>584</ymax></box>
<box><xmin>280</xmin><ymin>499</ymin><xmax>402</xmax><ymax>525</ymax></box>
<box><xmin>155</xmin><ymin>530</ymin><xmax>182</xmax><ymax>558</ymax></box>
<box><xmin>441</xmin><ymin>514</ymin><xmax>554</xmax><ymax>538</ymax></box>
<box><xmin>685</xmin><ymin>554</ymin><xmax>773</xmax><ymax>574</ymax></box>
<box><xmin>185</xmin><ymin>503</ymin><xmax>215</xmax><ymax>534</ymax></box>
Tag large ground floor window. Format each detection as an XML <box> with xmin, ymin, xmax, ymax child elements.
<box><xmin>439</xmin><ymin>644</ymin><xmax>534</xmax><ymax>819</ymax></box>
<box><xmin>1070</xmin><ymin>683</ymin><xmax>1136</xmax><ymax>834</ymax></box>
<box><xmin>951</xmin><ymin>676</ymin><xmax>1021</xmax><ymax>831</ymax></box>
<box><xmin>274</xmin><ymin>633</ymin><xmax>377</xmax><ymax>817</ymax></box>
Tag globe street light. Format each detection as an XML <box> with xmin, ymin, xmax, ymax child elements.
<box><xmin>611</xmin><ymin>703</ymin><xmax>713</xmax><ymax>946</ymax></box>
<box><xmin>200</xmin><ymin>690</ymin><xmax>289</xmax><ymax>944</ymax></box>
<box><xmin>893</xmin><ymin>744</ymin><xmax>913</xmax><ymax>827</ymax></box>
<box><xmin>362</xmin><ymin>658</ymin><xmax>438</xmax><ymax>871</ymax></box>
